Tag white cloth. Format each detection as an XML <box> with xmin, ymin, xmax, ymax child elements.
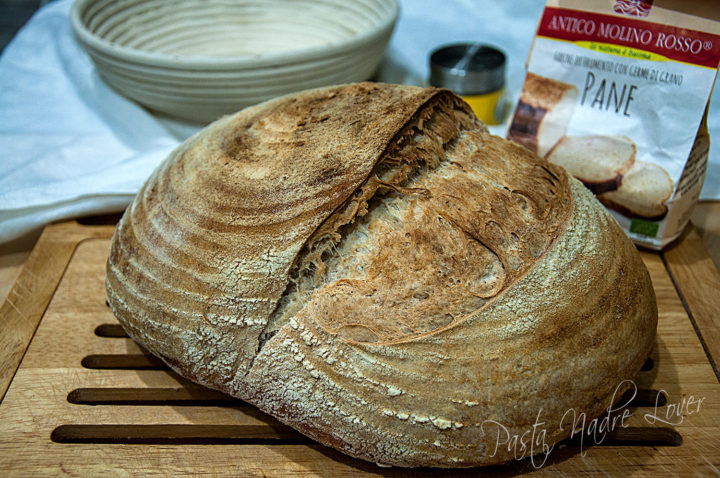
<box><xmin>0</xmin><ymin>0</ymin><xmax>182</xmax><ymax>242</ymax></box>
<box><xmin>1</xmin><ymin>0</ymin><xmax>718</xmax><ymax>243</ymax></box>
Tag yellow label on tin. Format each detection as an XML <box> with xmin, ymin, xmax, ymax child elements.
<box><xmin>462</xmin><ymin>89</ymin><xmax>504</xmax><ymax>125</ymax></box>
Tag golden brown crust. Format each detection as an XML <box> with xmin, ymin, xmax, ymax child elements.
<box><xmin>106</xmin><ymin>82</ymin><xmax>454</xmax><ymax>386</ymax></box>
<box><xmin>106</xmin><ymin>82</ymin><xmax>657</xmax><ymax>468</ymax></box>
<box><xmin>299</xmin><ymin>131</ymin><xmax>572</xmax><ymax>345</ymax></box>
<box><xmin>244</xmin><ymin>181</ymin><xmax>656</xmax><ymax>467</ymax></box>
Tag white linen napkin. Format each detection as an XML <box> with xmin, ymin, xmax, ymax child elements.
<box><xmin>0</xmin><ymin>0</ymin><xmax>185</xmax><ymax>243</ymax></box>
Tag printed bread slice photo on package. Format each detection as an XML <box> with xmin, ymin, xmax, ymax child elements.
<box><xmin>507</xmin><ymin>0</ymin><xmax>720</xmax><ymax>249</ymax></box>
<box><xmin>507</xmin><ymin>72</ymin><xmax>578</xmax><ymax>157</ymax></box>
<box><xmin>546</xmin><ymin>134</ymin><xmax>636</xmax><ymax>194</ymax></box>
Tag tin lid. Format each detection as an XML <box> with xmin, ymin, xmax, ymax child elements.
<box><xmin>430</xmin><ymin>43</ymin><xmax>506</xmax><ymax>95</ymax></box>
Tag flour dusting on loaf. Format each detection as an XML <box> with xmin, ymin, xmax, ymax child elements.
<box><xmin>106</xmin><ymin>82</ymin><xmax>657</xmax><ymax>468</ymax></box>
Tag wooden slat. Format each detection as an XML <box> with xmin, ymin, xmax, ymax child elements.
<box><xmin>0</xmin><ymin>230</ymin><xmax>38</xmax><ymax>309</ymax></box>
<box><xmin>663</xmin><ymin>226</ymin><xmax>720</xmax><ymax>379</ymax></box>
<box><xmin>0</xmin><ymin>221</ymin><xmax>114</xmax><ymax>401</ymax></box>
<box><xmin>691</xmin><ymin>200</ymin><xmax>720</xmax><ymax>272</ymax></box>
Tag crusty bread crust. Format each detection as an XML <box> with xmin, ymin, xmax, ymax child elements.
<box><xmin>106</xmin><ymin>82</ymin><xmax>657</xmax><ymax>468</ymax></box>
<box><xmin>106</xmin><ymin>82</ymin><xmax>447</xmax><ymax>386</ymax></box>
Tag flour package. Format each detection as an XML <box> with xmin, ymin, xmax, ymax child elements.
<box><xmin>507</xmin><ymin>0</ymin><xmax>720</xmax><ymax>249</ymax></box>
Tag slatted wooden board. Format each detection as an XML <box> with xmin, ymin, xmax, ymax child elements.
<box><xmin>0</xmin><ymin>219</ymin><xmax>719</xmax><ymax>476</ymax></box>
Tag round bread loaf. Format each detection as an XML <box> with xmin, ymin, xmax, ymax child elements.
<box><xmin>106</xmin><ymin>82</ymin><xmax>657</xmax><ymax>468</ymax></box>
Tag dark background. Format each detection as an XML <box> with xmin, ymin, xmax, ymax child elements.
<box><xmin>1</xmin><ymin>0</ymin><xmax>47</xmax><ymax>52</ymax></box>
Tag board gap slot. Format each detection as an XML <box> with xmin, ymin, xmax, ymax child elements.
<box><xmin>94</xmin><ymin>324</ymin><xmax>129</xmax><ymax>338</ymax></box>
<box><xmin>50</xmin><ymin>424</ymin><xmax>310</xmax><ymax>445</ymax></box>
<box><xmin>67</xmin><ymin>387</ymin><xmax>244</xmax><ymax>407</ymax></box>
<box><xmin>81</xmin><ymin>354</ymin><xmax>168</xmax><ymax>370</ymax></box>
<box><xmin>564</xmin><ymin>427</ymin><xmax>681</xmax><ymax>447</ymax></box>
<box><xmin>640</xmin><ymin>357</ymin><xmax>654</xmax><ymax>371</ymax></box>
<box><xmin>619</xmin><ymin>388</ymin><xmax>667</xmax><ymax>407</ymax></box>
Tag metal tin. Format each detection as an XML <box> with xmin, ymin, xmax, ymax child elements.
<box><xmin>430</xmin><ymin>43</ymin><xmax>506</xmax><ymax>124</ymax></box>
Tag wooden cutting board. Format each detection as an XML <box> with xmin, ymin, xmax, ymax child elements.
<box><xmin>0</xmin><ymin>218</ymin><xmax>718</xmax><ymax>476</ymax></box>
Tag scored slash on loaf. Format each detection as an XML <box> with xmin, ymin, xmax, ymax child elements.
<box><xmin>106</xmin><ymin>82</ymin><xmax>657</xmax><ymax>468</ymax></box>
